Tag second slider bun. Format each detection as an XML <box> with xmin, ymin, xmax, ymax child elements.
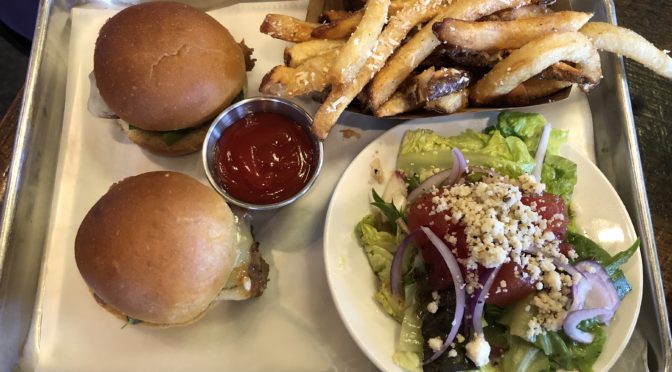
<box><xmin>94</xmin><ymin>1</ymin><xmax>245</xmax><ymax>132</ymax></box>
<box><xmin>75</xmin><ymin>172</ymin><xmax>241</xmax><ymax>327</ymax></box>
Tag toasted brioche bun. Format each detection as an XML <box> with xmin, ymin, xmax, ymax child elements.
<box><xmin>75</xmin><ymin>172</ymin><xmax>237</xmax><ymax>326</ymax></box>
<box><xmin>94</xmin><ymin>1</ymin><xmax>245</xmax><ymax>132</ymax></box>
<box><xmin>119</xmin><ymin>120</ymin><xmax>208</xmax><ymax>157</ymax></box>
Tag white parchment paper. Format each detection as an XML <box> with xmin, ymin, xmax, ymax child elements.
<box><xmin>29</xmin><ymin>1</ymin><xmax>645</xmax><ymax>370</ymax></box>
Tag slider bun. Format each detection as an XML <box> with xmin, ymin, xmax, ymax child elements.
<box><xmin>75</xmin><ymin>171</ymin><xmax>237</xmax><ymax>326</ymax></box>
<box><xmin>94</xmin><ymin>1</ymin><xmax>245</xmax><ymax>131</ymax></box>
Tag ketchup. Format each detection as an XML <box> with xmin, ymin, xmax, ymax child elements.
<box><xmin>214</xmin><ymin>112</ymin><xmax>315</xmax><ymax>205</ymax></box>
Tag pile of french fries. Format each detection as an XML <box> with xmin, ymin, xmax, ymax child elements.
<box><xmin>259</xmin><ymin>0</ymin><xmax>672</xmax><ymax>139</ymax></box>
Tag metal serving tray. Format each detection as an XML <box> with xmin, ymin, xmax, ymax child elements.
<box><xmin>0</xmin><ymin>0</ymin><xmax>670</xmax><ymax>370</ymax></box>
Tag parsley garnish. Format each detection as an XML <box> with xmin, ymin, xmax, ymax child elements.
<box><xmin>371</xmin><ymin>189</ymin><xmax>406</xmax><ymax>233</ymax></box>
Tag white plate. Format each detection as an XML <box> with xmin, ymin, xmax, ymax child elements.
<box><xmin>323</xmin><ymin>122</ymin><xmax>643</xmax><ymax>372</ymax></box>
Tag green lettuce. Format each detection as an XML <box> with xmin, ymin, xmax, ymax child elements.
<box><xmin>396</xmin><ymin>111</ymin><xmax>577</xmax><ymax>201</ymax></box>
<box><xmin>355</xmin><ymin>215</ymin><xmax>397</xmax><ymax>284</ymax></box>
<box><xmin>499</xmin><ymin>295</ymin><xmax>606</xmax><ymax>372</ymax></box>
<box><xmin>393</xmin><ymin>284</ymin><xmax>423</xmax><ymax>372</ymax></box>
<box><xmin>500</xmin><ymin>336</ymin><xmax>550</xmax><ymax>372</ymax></box>
<box><xmin>375</xmin><ymin>284</ymin><xmax>406</xmax><ymax>322</ymax></box>
<box><xmin>541</xmin><ymin>155</ymin><xmax>577</xmax><ymax>203</ymax></box>
<box><xmin>356</xmin><ymin>215</ymin><xmax>411</xmax><ymax>321</ymax></box>
<box><xmin>566</xmin><ymin>231</ymin><xmax>640</xmax><ymax>299</ymax></box>
<box><xmin>533</xmin><ymin>319</ymin><xmax>606</xmax><ymax>372</ymax></box>
<box><xmin>397</xmin><ymin>129</ymin><xmax>535</xmax><ymax>181</ymax></box>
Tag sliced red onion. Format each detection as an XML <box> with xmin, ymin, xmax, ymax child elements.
<box><xmin>472</xmin><ymin>265</ymin><xmax>502</xmax><ymax>335</ymax></box>
<box><xmin>563</xmin><ymin>308</ymin><xmax>614</xmax><ymax>343</ymax></box>
<box><xmin>533</xmin><ymin>123</ymin><xmax>552</xmax><ymax>183</ymax></box>
<box><xmin>408</xmin><ymin>148</ymin><xmax>467</xmax><ymax>202</ymax></box>
<box><xmin>407</xmin><ymin>169</ymin><xmax>452</xmax><ymax>203</ymax></box>
<box><xmin>420</xmin><ymin>226</ymin><xmax>466</xmax><ymax>365</ymax></box>
<box><xmin>382</xmin><ymin>171</ymin><xmax>408</xmax><ymax>211</ymax></box>
<box><xmin>445</xmin><ymin>148</ymin><xmax>468</xmax><ymax>186</ymax></box>
<box><xmin>390</xmin><ymin>230</ymin><xmax>420</xmax><ymax>298</ymax></box>
<box><xmin>569</xmin><ymin>261</ymin><xmax>620</xmax><ymax>323</ymax></box>
<box><xmin>556</xmin><ymin>261</ymin><xmax>583</xmax><ymax>285</ymax></box>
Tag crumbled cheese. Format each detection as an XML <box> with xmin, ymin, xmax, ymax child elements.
<box><xmin>447</xmin><ymin>349</ymin><xmax>458</xmax><ymax>358</ymax></box>
<box><xmin>456</xmin><ymin>333</ymin><xmax>465</xmax><ymax>343</ymax></box>
<box><xmin>543</xmin><ymin>271</ymin><xmax>562</xmax><ymax>292</ymax></box>
<box><xmin>428</xmin><ymin>337</ymin><xmax>443</xmax><ymax>352</ymax></box>
<box><xmin>427</xmin><ymin>301</ymin><xmax>439</xmax><ymax>314</ymax></box>
<box><xmin>426</xmin><ymin>171</ymin><xmax>575</xmax><ymax>340</ymax></box>
<box><xmin>465</xmin><ymin>334</ymin><xmax>490</xmax><ymax>367</ymax></box>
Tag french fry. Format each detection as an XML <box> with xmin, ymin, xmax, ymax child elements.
<box><xmin>375</xmin><ymin>91</ymin><xmax>422</xmax><ymax>117</ymax></box>
<box><xmin>376</xmin><ymin>71</ymin><xmax>469</xmax><ymax>117</ymax></box>
<box><xmin>311</xmin><ymin>0</ymin><xmax>443</xmax><ymax>139</ymax></box>
<box><xmin>260</xmin><ymin>14</ymin><xmax>319</xmax><ymax>42</ymax></box>
<box><xmin>388</xmin><ymin>0</ymin><xmax>407</xmax><ymax>17</ymax></box>
<box><xmin>322</xmin><ymin>9</ymin><xmax>352</xmax><ymax>22</ymax></box>
<box><xmin>580</xmin><ymin>22</ymin><xmax>672</xmax><ymax>79</ymax></box>
<box><xmin>311</xmin><ymin>9</ymin><xmax>363</xmax><ymax>39</ymax></box>
<box><xmin>368</xmin><ymin>0</ymin><xmax>534</xmax><ymax>110</ymax></box>
<box><xmin>471</xmin><ymin>32</ymin><xmax>602</xmax><ymax>104</ymax></box>
<box><xmin>425</xmin><ymin>90</ymin><xmax>469</xmax><ymax>114</ymax></box>
<box><xmin>259</xmin><ymin>50</ymin><xmax>337</xmax><ymax>97</ymax></box>
<box><xmin>505</xmin><ymin>80</ymin><xmax>572</xmax><ymax>106</ymax></box>
<box><xmin>485</xmin><ymin>4</ymin><xmax>552</xmax><ymax>21</ymax></box>
<box><xmin>374</xmin><ymin>68</ymin><xmax>436</xmax><ymax>117</ymax></box>
<box><xmin>328</xmin><ymin>0</ymin><xmax>390</xmax><ymax>84</ymax></box>
<box><xmin>536</xmin><ymin>62</ymin><xmax>591</xmax><ymax>84</ymax></box>
<box><xmin>284</xmin><ymin>40</ymin><xmax>344</xmax><ymax>67</ymax></box>
<box><xmin>432</xmin><ymin>11</ymin><xmax>593</xmax><ymax>51</ymax></box>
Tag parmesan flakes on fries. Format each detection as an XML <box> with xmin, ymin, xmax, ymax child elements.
<box><xmin>259</xmin><ymin>0</ymin><xmax>672</xmax><ymax>140</ymax></box>
<box><xmin>368</xmin><ymin>0</ymin><xmax>534</xmax><ymax>110</ymax></box>
<box><xmin>284</xmin><ymin>39</ymin><xmax>345</xmax><ymax>67</ymax></box>
<box><xmin>328</xmin><ymin>0</ymin><xmax>390</xmax><ymax>84</ymax></box>
<box><xmin>471</xmin><ymin>32</ymin><xmax>602</xmax><ymax>104</ymax></box>
<box><xmin>260</xmin><ymin>50</ymin><xmax>337</xmax><ymax>97</ymax></box>
<box><xmin>433</xmin><ymin>11</ymin><xmax>592</xmax><ymax>51</ymax></box>
<box><xmin>312</xmin><ymin>0</ymin><xmax>444</xmax><ymax>138</ymax></box>
<box><xmin>311</xmin><ymin>9</ymin><xmax>364</xmax><ymax>39</ymax></box>
<box><xmin>260</xmin><ymin>14</ymin><xmax>319</xmax><ymax>43</ymax></box>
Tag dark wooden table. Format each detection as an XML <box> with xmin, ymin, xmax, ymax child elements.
<box><xmin>0</xmin><ymin>0</ymin><xmax>670</xmax><ymax>323</ymax></box>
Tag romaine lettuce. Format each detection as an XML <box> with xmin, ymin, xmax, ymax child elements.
<box><xmin>495</xmin><ymin>111</ymin><xmax>568</xmax><ymax>155</ymax></box>
<box><xmin>356</xmin><ymin>215</ymin><xmax>397</xmax><ymax>284</ymax></box>
<box><xmin>393</xmin><ymin>284</ymin><xmax>424</xmax><ymax>372</ymax></box>
<box><xmin>396</xmin><ymin>111</ymin><xmax>577</xmax><ymax>202</ymax></box>
<box><xmin>541</xmin><ymin>154</ymin><xmax>577</xmax><ymax>203</ymax></box>
<box><xmin>356</xmin><ymin>215</ymin><xmax>409</xmax><ymax>321</ymax></box>
<box><xmin>500</xmin><ymin>336</ymin><xmax>550</xmax><ymax>372</ymax></box>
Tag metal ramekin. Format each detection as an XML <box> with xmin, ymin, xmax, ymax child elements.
<box><xmin>202</xmin><ymin>97</ymin><xmax>324</xmax><ymax>210</ymax></box>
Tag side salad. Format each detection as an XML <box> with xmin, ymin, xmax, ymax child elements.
<box><xmin>355</xmin><ymin>112</ymin><xmax>639</xmax><ymax>372</ymax></box>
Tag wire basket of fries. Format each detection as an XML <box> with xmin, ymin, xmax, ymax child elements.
<box><xmin>259</xmin><ymin>0</ymin><xmax>672</xmax><ymax>139</ymax></box>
